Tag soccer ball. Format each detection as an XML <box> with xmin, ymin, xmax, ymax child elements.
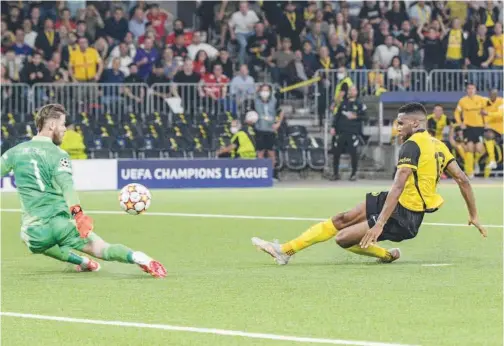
<box><xmin>245</xmin><ymin>110</ymin><xmax>259</xmax><ymax>124</ymax></box>
<box><xmin>119</xmin><ymin>183</ymin><xmax>152</xmax><ymax>215</ymax></box>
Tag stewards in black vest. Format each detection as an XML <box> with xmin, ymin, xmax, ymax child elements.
<box><xmin>330</xmin><ymin>86</ymin><xmax>367</xmax><ymax>181</ymax></box>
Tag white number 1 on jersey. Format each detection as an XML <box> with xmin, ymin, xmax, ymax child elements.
<box><xmin>30</xmin><ymin>159</ymin><xmax>45</xmax><ymax>191</ymax></box>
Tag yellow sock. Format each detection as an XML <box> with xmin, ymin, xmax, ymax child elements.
<box><xmin>475</xmin><ymin>152</ymin><xmax>482</xmax><ymax>167</ymax></box>
<box><xmin>281</xmin><ymin>219</ymin><xmax>337</xmax><ymax>255</ymax></box>
<box><xmin>485</xmin><ymin>139</ymin><xmax>496</xmax><ymax>163</ymax></box>
<box><xmin>346</xmin><ymin>244</ymin><xmax>392</xmax><ymax>261</ymax></box>
<box><xmin>484</xmin><ymin>164</ymin><xmax>492</xmax><ymax>178</ymax></box>
<box><xmin>464</xmin><ymin>152</ymin><xmax>474</xmax><ymax>175</ymax></box>
<box><xmin>455</xmin><ymin>144</ymin><xmax>465</xmax><ymax>161</ymax></box>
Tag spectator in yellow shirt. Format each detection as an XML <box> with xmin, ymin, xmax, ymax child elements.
<box><xmin>481</xmin><ymin>89</ymin><xmax>503</xmax><ymax>175</ymax></box>
<box><xmin>69</xmin><ymin>36</ymin><xmax>103</xmax><ymax>82</ymax></box>
<box><xmin>454</xmin><ymin>83</ymin><xmax>488</xmax><ymax>177</ymax></box>
<box><xmin>490</xmin><ymin>22</ymin><xmax>503</xmax><ymax>89</ymax></box>
<box><xmin>60</xmin><ymin>123</ymin><xmax>88</xmax><ymax>160</ymax></box>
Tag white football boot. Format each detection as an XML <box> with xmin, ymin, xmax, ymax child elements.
<box><xmin>251</xmin><ymin>237</ymin><xmax>291</xmax><ymax>265</ymax></box>
<box><xmin>377</xmin><ymin>248</ymin><xmax>401</xmax><ymax>264</ymax></box>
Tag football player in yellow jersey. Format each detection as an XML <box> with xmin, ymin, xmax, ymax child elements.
<box><xmin>427</xmin><ymin>104</ymin><xmax>452</xmax><ymax>141</ymax></box>
<box><xmin>252</xmin><ymin>103</ymin><xmax>486</xmax><ymax>265</ymax></box>
<box><xmin>481</xmin><ymin>89</ymin><xmax>504</xmax><ymax>176</ymax></box>
<box><xmin>454</xmin><ymin>83</ymin><xmax>488</xmax><ymax>178</ymax></box>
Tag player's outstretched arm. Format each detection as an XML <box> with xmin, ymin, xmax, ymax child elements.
<box><xmin>445</xmin><ymin>160</ymin><xmax>487</xmax><ymax>237</ymax></box>
<box><xmin>360</xmin><ymin>167</ymin><xmax>411</xmax><ymax>248</ymax></box>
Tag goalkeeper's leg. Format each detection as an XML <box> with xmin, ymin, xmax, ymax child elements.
<box><xmin>43</xmin><ymin>245</ymin><xmax>89</xmax><ymax>266</ymax></box>
<box><xmin>79</xmin><ymin>234</ymin><xmax>166</xmax><ymax>278</ymax></box>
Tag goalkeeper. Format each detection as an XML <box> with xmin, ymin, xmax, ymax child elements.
<box><xmin>0</xmin><ymin>104</ymin><xmax>166</xmax><ymax>278</ymax></box>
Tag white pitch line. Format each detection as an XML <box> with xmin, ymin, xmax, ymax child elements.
<box><xmin>0</xmin><ymin>312</ymin><xmax>418</xmax><ymax>346</ymax></box>
<box><xmin>1</xmin><ymin>208</ymin><xmax>503</xmax><ymax>228</ymax></box>
<box><xmin>421</xmin><ymin>264</ymin><xmax>453</xmax><ymax>267</ymax></box>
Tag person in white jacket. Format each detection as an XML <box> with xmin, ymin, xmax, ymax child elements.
<box><xmin>187</xmin><ymin>31</ymin><xmax>219</xmax><ymax>60</ymax></box>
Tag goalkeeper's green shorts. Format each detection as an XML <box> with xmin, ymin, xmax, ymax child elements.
<box><xmin>20</xmin><ymin>215</ymin><xmax>98</xmax><ymax>254</ymax></box>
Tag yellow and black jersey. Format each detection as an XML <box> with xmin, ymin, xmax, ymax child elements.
<box><xmin>454</xmin><ymin>95</ymin><xmax>487</xmax><ymax>127</ymax></box>
<box><xmin>427</xmin><ymin>113</ymin><xmax>452</xmax><ymax>140</ymax></box>
<box><xmin>397</xmin><ymin>130</ymin><xmax>455</xmax><ymax>213</ymax></box>
<box><xmin>230</xmin><ymin>131</ymin><xmax>256</xmax><ymax>159</ymax></box>
<box><xmin>485</xmin><ymin>97</ymin><xmax>504</xmax><ymax>135</ymax></box>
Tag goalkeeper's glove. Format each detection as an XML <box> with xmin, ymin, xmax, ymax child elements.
<box><xmin>70</xmin><ymin>205</ymin><xmax>94</xmax><ymax>238</ymax></box>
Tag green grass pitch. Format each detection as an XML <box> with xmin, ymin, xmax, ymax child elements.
<box><xmin>1</xmin><ymin>183</ymin><xmax>502</xmax><ymax>346</ymax></box>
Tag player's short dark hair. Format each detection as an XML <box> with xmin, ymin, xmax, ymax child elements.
<box><xmin>434</xmin><ymin>104</ymin><xmax>443</xmax><ymax>109</ymax></box>
<box><xmin>398</xmin><ymin>103</ymin><xmax>427</xmax><ymax>116</ymax></box>
<box><xmin>35</xmin><ymin>104</ymin><xmax>66</xmax><ymax>131</ymax></box>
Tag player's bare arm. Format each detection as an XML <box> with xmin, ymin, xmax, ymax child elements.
<box><xmin>360</xmin><ymin>166</ymin><xmax>411</xmax><ymax>248</ymax></box>
<box><xmin>445</xmin><ymin>160</ymin><xmax>487</xmax><ymax>237</ymax></box>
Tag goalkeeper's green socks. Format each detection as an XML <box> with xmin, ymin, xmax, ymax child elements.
<box><xmin>102</xmin><ymin>244</ymin><xmax>135</xmax><ymax>264</ymax></box>
<box><xmin>43</xmin><ymin>245</ymin><xmax>85</xmax><ymax>265</ymax></box>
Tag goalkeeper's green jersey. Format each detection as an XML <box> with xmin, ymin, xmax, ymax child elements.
<box><xmin>0</xmin><ymin>136</ymin><xmax>80</xmax><ymax>229</ymax></box>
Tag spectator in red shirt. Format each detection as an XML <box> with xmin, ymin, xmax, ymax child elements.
<box><xmin>193</xmin><ymin>50</ymin><xmax>210</xmax><ymax>76</ymax></box>
<box><xmin>166</xmin><ymin>19</ymin><xmax>193</xmax><ymax>47</ymax></box>
<box><xmin>55</xmin><ymin>8</ymin><xmax>76</xmax><ymax>32</ymax></box>
<box><xmin>203</xmin><ymin>64</ymin><xmax>229</xmax><ymax>100</ymax></box>
<box><xmin>203</xmin><ymin>63</ymin><xmax>236</xmax><ymax>114</ymax></box>
<box><xmin>146</xmin><ymin>4</ymin><xmax>172</xmax><ymax>40</ymax></box>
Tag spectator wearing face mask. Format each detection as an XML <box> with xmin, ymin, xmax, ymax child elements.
<box><xmin>332</xmin><ymin>67</ymin><xmax>353</xmax><ymax>114</ymax></box>
<box><xmin>217</xmin><ymin>119</ymin><xmax>257</xmax><ymax>159</ymax></box>
<box><xmin>253</xmin><ymin>84</ymin><xmax>284</xmax><ymax>180</ymax></box>
<box><xmin>330</xmin><ymin>86</ymin><xmax>366</xmax><ymax>181</ymax></box>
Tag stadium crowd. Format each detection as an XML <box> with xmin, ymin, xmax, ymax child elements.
<box><xmin>1</xmin><ymin>0</ymin><xmax>502</xmax><ymax>89</ymax></box>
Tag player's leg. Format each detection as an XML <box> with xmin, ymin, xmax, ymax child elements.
<box><xmin>251</xmin><ymin>201</ymin><xmax>367</xmax><ymax>264</ymax></box>
<box><xmin>474</xmin><ymin>129</ymin><xmax>485</xmax><ymax>172</ymax></box>
<box><xmin>464</xmin><ymin>139</ymin><xmax>475</xmax><ymax>177</ymax></box>
<box><xmin>484</xmin><ymin>130</ymin><xmax>497</xmax><ymax>171</ymax></box>
<box><xmin>42</xmin><ymin>244</ymin><xmax>100</xmax><ymax>271</ymax></box>
<box><xmin>20</xmin><ymin>225</ymin><xmax>90</xmax><ymax>267</ymax></box>
<box><xmin>56</xmin><ymin>217</ymin><xmax>166</xmax><ymax>277</ymax></box>
<box><xmin>334</xmin><ymin>221</ymin><xmax>397</xmax><ymax>262</ymax></box>
<box><xmin>76</xmin><ymin>235</ymin><xmax>167</xmax><ymax>278</ymax></box>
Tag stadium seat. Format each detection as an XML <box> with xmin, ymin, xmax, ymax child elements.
<box><xmin>89</xmin><ymin>149</ymin><xmax>112</xmax><ymax>159</ymax></box>
<box><xmin>216</xmin><ymin>111</ymin><xmax>236</xmax><ymax>125</ymax></box>
<box><xmin>146</xmin><ymin>112</ymin><xmax>169</xmax><ymax>126</ymax></box>
<box><xmin>307</xmin><ymin>137</ymin><xmax>326</xmax><ymax>171</ymax></box>
<box><xmin>284</xmin><ymin>148</ymin><xmax>307</xmax><ymax>171</ymax></box>
<box><xmin>137</xmin><ymin>149</ymin><xmax>162</xmax><ymax>159</ymax></box>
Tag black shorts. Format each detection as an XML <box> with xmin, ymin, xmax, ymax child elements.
<box><xmin>255</xmin><ymin>131</ymin><xmax>276</xmax><ymax>151</ymax></box>
<box><xmin>366</xmin><ymin>192</ymin><xmax>424</xmax><ymax>242</ymax></box>
<box><xmin>463</xmin><ymin>126</ymin><xmax>484</xmax><ymax>143</ymax></box>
